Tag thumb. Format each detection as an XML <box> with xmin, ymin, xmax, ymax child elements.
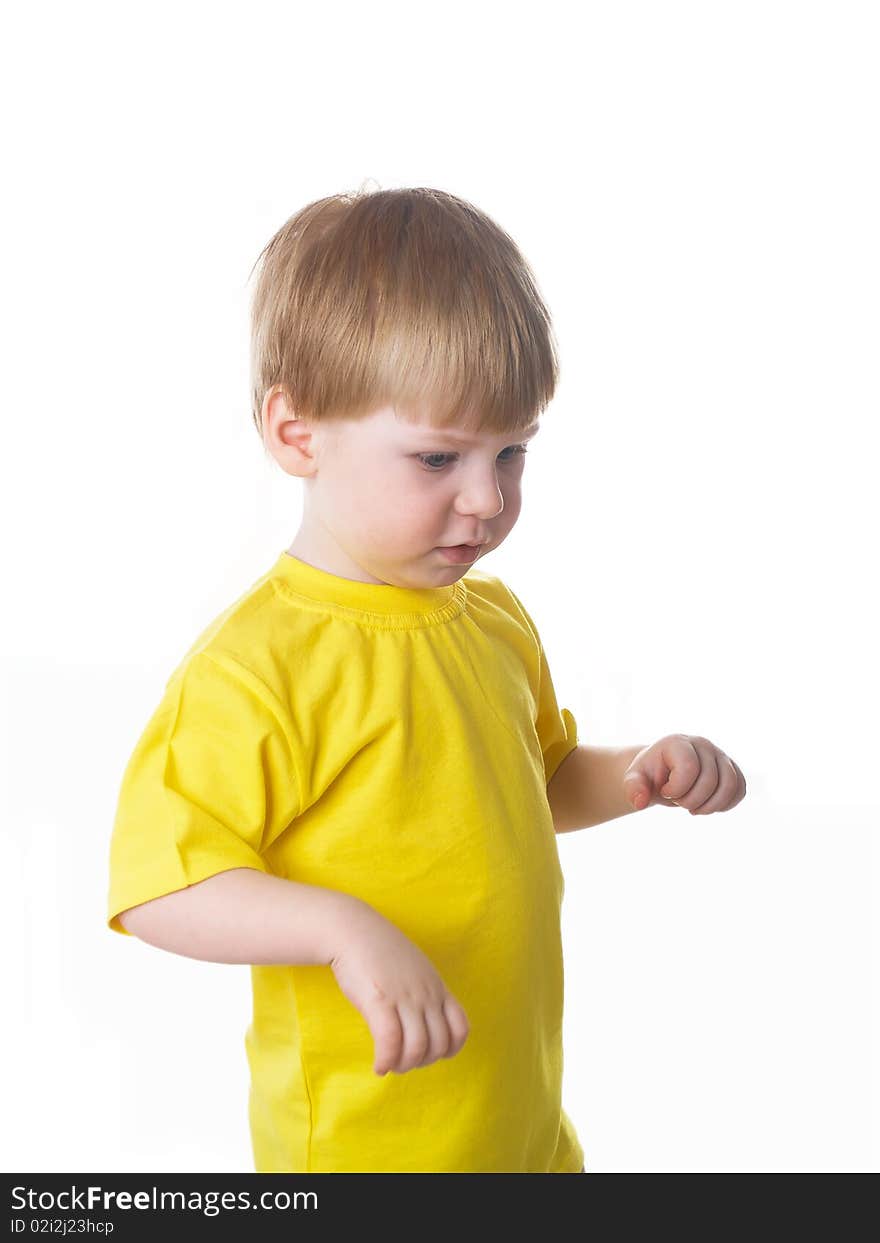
<box><xmin>622</xmin><ymin>767</ymin><xmax>651</xmax><ymax>811</ymax></box>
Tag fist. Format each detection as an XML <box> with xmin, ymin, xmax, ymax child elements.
<box><xmin>622</xmin><ymin>734</ymin><xmax>746</xmax><ymax>815</ymax></box>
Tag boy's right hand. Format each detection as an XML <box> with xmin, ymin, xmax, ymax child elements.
<box><xmin>329</xmin><ymin>899</ymin><xmax>470</xmax><ymax>1076</ymax></box>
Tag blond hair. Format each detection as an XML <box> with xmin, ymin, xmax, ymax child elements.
<box><xmin>248</xmin><ymin>185</ymin><xmax>559</xmax><ymax>441</ymax></box>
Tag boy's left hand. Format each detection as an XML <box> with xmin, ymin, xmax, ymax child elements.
<box><xmin>622</xmin><ymin>735</ymin><xmax>746</xmax><ymax>814</ymax></box>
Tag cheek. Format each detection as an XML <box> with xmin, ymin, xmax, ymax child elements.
<box><xmin>498</xmin><ymin>481</ymin><xmax>523</xmax><ymax>525</ymax></box>
<box><xmin>323</xmin><ymin>466</ymin><xmax>389</xmax><ymax>533</ymax></box>
<box><xmin>393</xmin><ymin>467</ymin><xmax>446</xmax><ymax>509</ymax></box>
<box><xmin>398</xmin><ymin>482</ymin><xmax>449</xmax><ymax>528</ymax></box>
<box><xmin>345</xmin><ymin>466</ymin><xmax>440</xmax><ymax>539</ymax></box>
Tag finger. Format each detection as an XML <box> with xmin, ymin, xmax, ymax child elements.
<box><xmin>677</xmin><ymin>741</ymin><xmax>720</xmax><ymax>812</ymax></box>
<box><xmin>729</xmin><ymin>758</ymin><xmax>747</xmax><ymax>807</ymax></box>
<box><xmin>442</xmin><ymin>995</ymin><xmax>470</xmax><ymax>1056</ymax></box>
<box><xmin>656</xmin><ymin>736</ymin><xmax>702</xmax><ymax>802</ymax></box>
<box><xmin>371</xmin><ymin>1003</ymin><xmax>404</xmax><ymax>1076</ymax></box>
<box><xmin>691</xmin><ymin>754</ymin><xmax>738</xmax><ymax>814</ymax></box>
<box><xmin>392</xmin><ymin>999</ymin><xmax>431</xmax><ymax>1073</ymax></box>
<box><xmin>422</xmin><ymin>1001</ymin><xmax>453</xmax><ymax>1064</ymax></box>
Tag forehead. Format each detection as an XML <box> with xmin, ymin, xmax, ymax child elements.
<box><xmin>389</xmin><ymin>412</ymin><xmax>541</xmax><ymax>444</ymax></box>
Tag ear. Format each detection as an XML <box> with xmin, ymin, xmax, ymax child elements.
<box><xmin>261</xmin><ymin>386</ymin><xmax>321</xmax><ymax>478</ymax></box>
<box><xmin>261</xmin><ymin>384</ymin><xmax>296</xmax><ymax>441</ymax></box>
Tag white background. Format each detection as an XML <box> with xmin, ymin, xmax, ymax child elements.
<box><xmin>1</xmin><ymin>1</ymin><xmax>876</xmax><ymax>1174</ymax></box>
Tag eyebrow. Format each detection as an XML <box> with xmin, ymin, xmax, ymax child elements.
<box><xmin>411</xmin><ymin>423</ymin><xmax>541</xmax><ymax>445</ymax></box>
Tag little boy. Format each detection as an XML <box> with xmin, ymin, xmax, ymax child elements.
<box><xmin>106</xmin><ymin>186</ymin><xmax>746</xmax><ymax>1174</ymax></box>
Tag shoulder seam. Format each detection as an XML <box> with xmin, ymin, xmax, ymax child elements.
<box><xmin>494</xmin><ymin>581</ymin><xmax>541</xmax><ymax>652</ymax></box>
<box><xmin>193</xmin><ymin>649</ymin><xmax>305</xmax><ymax>817</ymax></box>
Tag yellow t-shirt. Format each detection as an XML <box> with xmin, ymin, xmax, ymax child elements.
<box><xmin>107</xmin><ymin>551</ymin><xmax>584</xmax><ymax>1173</ymax></box>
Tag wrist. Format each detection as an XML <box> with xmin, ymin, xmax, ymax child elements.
<box><xmin>326</xmin><ymin>892</ymin><xmax>376</xmax><ymax>963</ymax></box>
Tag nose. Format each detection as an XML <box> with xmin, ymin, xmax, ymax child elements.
<box><xmin>453</xmin><ymin>467</ymin><xmax>506</xmax><ymax>521</ymax></box>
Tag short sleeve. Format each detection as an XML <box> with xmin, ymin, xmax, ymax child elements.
<box><xmin>107</xmin><ymin>651</ymin><xmax>301</xmax><ymax>936</ymax></box>
<box><xmin>536</xmin><ymin>647</ymin><xmax>579</xmax><ymax>784</ymax></box>
<box><xmin>505</xmin><ymin>586</ymin><xmax>579</xmax><ymax>784</ymax></box>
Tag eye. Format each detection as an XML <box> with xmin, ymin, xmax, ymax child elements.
<box><xmin>416</xmin><ymin>445</ymin><xmax>529</xmax><ymax>472</ymax></box>
<box><xmin>417</xmin><ymin>453</ymin><xmax>455</xmax><ymax>471</ymax></box>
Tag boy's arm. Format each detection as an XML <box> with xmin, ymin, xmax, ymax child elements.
<box><xmin>118</xmin><ymin>867</ymin><xmax>365</xmax><ymax>965</ymax></box>
<box><xmin>546</xmin><ymin>744</ymin><xmax>646</xmax><ymax>834</ymax></box>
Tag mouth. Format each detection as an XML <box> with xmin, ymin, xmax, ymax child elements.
<box><xmin>436</xmin><ymin>543</ymin><xmax>485</xmax><ymax>564</ymax></box>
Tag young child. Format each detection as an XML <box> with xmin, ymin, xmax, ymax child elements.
<box><xmin>106</xmin><ymin>186</ymin><xmax>746</xmax><ymax>1174</ymax></box>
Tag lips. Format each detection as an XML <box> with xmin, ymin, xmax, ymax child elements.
<box><xmin>437</xmin><ymin>543</ymin><xmax>483</xmax><ymax>564</ymax></box>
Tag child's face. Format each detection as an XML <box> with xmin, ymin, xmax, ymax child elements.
<box><xmin>267</xmin><ymin>397</ymin><xmax>540</xmax><ymax>588</ymax></box>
